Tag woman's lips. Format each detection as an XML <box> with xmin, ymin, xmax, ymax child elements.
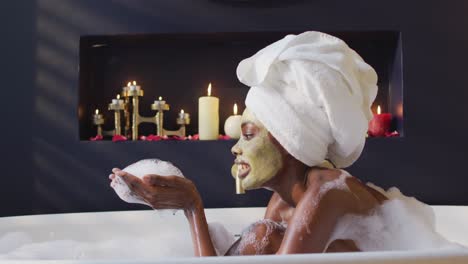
<box><xmin>236</xmin><ymin>162</ymin><xmax>251</xmax><ymax>179</ymax></box>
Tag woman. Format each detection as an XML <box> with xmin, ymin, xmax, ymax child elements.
<box><xmin>110</xmin><ymin>31</ymin><xmax>385</xmax><ymax>255</ymax></box>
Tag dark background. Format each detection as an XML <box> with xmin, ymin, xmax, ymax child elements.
<box><xmin>1</xmin><ymin>0</ymin><xmax>467</xmax><ymax>217</ymax></box>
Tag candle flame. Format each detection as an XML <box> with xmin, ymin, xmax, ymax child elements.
<box><xmin>159</xmin><ymin>96</ymin><xmax>162</xmax><ymax>101</ymax></box>
<box><xmin>207</xmin><ymin>83</ymin><xmax>212</xmax><ymax>96</ymax></box>
<box><xmin>181</xmin><ymin>109</ymin><xmax>184</xmax><ymax>114</ymax></box>
<box><xmin>117</xmin><ymin>94</ymin><xmax>120</xmax><ymax>99</ymax></box>
<box><xmin>133</xmin><ymin>81</ymin><xmax>136</xmax><ymax>85</ymax></box>
<box><xmin>95</xmin><ymin>109</ymin><xmax>99</xmax><ymax>115</ymax></box>
<box><xmin>377</xmin><ymin>105</ymin><xmax>381</xmax><ymax>115</ymax></box>
<box><xmin>127</xmin><ymin>82</ymin><xmax>131</xmax><ymax>87</ymax></box>
<box><xmin>234</xmin><ymin>103</ymin><xmax>238</xmax><ymax>115</ymax></box>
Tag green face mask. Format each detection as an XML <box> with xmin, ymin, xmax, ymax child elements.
<box><xmin>231</xmin><ymin>108</ymin><xmax>283</xmax><ymax>191</ymax></box>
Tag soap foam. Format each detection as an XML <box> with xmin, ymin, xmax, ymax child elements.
<box><xmin>0</xmin><ymin>231</ymin><xmax>193</xmax><ymax>259</ymax></box>
<box><xmin>327</xmin><ymin>184</ymin><xmax>466</xmax><ymax>252</ymax></box>
<box><xmin>235</xmin><ymin>219</ymin><xmax>286</xmax><ymax>255</ymax></box>
<box><xmin>111</xmin><ymin>159</ymin><xmax>185</xmax><ymax>207</ymax></box>
<box><xmin>0</xmin><ymin>221</ymin><xmax>233</xmax><ymax>259</ymax></box>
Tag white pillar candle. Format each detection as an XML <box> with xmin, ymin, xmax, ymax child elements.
<box><xmin>224</xmin><ymin>103</ymin><xmax>242</xmax><ymax>139</ymax></box>
<box><xmin>198</xmin><ymin>83</ymin><xmax>219</xmax><ymax>140</ymax></box>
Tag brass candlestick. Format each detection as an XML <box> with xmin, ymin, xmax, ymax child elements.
<box><xmin>108</xmin><ymin>94</ymin><xmax>125</xmax><ymax>135</ymax></box>
<box><xmin>93</xmin><ymin>109</ymin><xmax>115</xmax><ymax>137</ymax></box>
<box><xmin>121</xmin><ymin>81</ymin><xmax>190</xmax><ymax>141</ymax></box>
<box><xmin>122</xmin><ymin>88</ymin><xmax>131</xmax><ymax>137</ymax></box>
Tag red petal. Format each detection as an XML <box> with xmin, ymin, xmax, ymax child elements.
<box><xmin>219</xmin><ymin>134</ymin><xmax>231</xmax><ymax>140</ymax></box>
<box><xmin>147</xmin><ymin>135</ymin><xmax>162</xmax><ymax>141</ymax></box>
<box><xmin>112</xmin><ymin>135</ymin><xmax>127</xmax><ymax>142</ymax></box>
<box><xmin>90</xmin><ymin>135</ymin><xmax>103</xmax><ymax>141</ymax></box>
<box><xmin>385</xmin><ymin>131</ymin><xmax>400</xmax><ymax>137</ymax></box>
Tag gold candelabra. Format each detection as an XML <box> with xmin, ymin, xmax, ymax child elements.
<box><xmin>93</xmin><ymin>109</ymin><xmax>116</xmax><ymax>137</ymax></box>
<box><xmin>93</xmin><ymin>81</ymin><xmax>190</xmax><ymax>140</ymax></box>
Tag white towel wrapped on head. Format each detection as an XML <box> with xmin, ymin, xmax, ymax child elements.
<box><xmin>237</xmin><ymin>31</ymin><xmax>378</xmax><ymax>168</ymax></box>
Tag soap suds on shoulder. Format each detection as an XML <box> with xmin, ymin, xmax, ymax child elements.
<box><xmin>318</xmin><ymin>169</ymin><xmax>350</xmax><ymax>198</ymax></box>
<box><xmin>327</xmin><ymin>183</ymin><xmax>466</xmax><ymax>251</ymax></box>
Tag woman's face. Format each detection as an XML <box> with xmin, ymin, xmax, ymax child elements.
<box><xmin>231</xmin><ymin>108</ymin><xmax>283</xmax><ymax>190</ymax></box>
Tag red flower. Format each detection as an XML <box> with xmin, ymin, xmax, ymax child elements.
<box><xmin>191</xmin><ymin>134</ymin><xmax>200</xmax><ymax>140</ymax></box>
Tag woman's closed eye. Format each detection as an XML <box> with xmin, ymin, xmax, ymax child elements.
<box><xmin>243</xmin><ymin>133</ymin><xmax>254</xmax><ymax>140</ymax></box>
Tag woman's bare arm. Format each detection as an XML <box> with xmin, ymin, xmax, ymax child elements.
<box><xmin>276</xmin><ymin>186</ymin><xmax>355</xmax><ymax>254</ymax></box>
<box><xmin>184</xmin><ymin>201</ymin><xmax>217</xmax><ymax>256</ymax></box>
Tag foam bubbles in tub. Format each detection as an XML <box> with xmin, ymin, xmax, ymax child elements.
<box><xmin>110</xmin><ymin>159</ymin><xmax>184</xmax><ymax>207</ymax></box>
<box><xmin>0</xmin><ymin>232</ymin><xmax>32</xmax><ymax>254</ymax></box>
<box><xmin>0</xmin><ymin>222</ymin><xmax>234</xmax><ymax>259</ymax></box>
<box><xmin>0</xmin><ymin>233</ymin><xmax>194</xmax><ymax>259</ymax></box>
<box><xmin>327</xmin><ymin>184</ymin><xmax>466</xmax><ymax>251</ymax></box>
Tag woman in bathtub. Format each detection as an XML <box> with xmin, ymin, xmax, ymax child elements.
<box><xmin>110</xmin><ymin>31</ymin><xmax>388</xmax><ymax>255</ymax></box>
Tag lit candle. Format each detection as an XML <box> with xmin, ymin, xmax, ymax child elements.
<box><xmin>154</xmin><ymin>96</ymin><xmax>166</xmax><ymax>109</ymax></box>
<box><xmin>177</xmin><ymin>109</ymin><xmax>190</xmax><ymax>125</ymax></box>
<box><xmin>93</xmin><ymin>109</ymin><xmax>104</xmax><ymax>125</ymax></box>
<box><xmin>224</xmin><ymin>103</ymin><xmax>242</xmax><ymax>139</ymax></box>
<box><xmin>198</xmin><ymin>83</ymin><xmax>219</xmax><ymax>140</ymax></box>
<box><xmin>128</xmin><ymin>81</ymin><xmax>140</xmax><ymax>91</ymax></box>
<box><xmin>368</xmin><ymin>105</ymin><xmax>392</xmax><ymax>137</ymax></box>
<box><xmin>178</xmin><ymin>109</ymin><xmax>186</xmax><ymax>119</ymax></box>
<box><xmin>112</xmin><ymin>94</ymin><xmax>124</xmax><ymax>105</ymax></box>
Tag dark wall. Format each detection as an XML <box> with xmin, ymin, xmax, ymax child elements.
<box><xmin>1</xmin><ymin>0</ymin><xmax>468</xmax><ymax>217</ymax></box>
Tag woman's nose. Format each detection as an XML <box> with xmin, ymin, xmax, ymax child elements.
<box><xmin>231</xmin><ymin>143</ymin><xmax>242</xmax><ymax>156</ymax></box>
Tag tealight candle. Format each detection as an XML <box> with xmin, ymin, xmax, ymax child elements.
<box><xmin>224</xmin><ymin>103</ymin><xmax>242</xmax><ymax>139</ymax></box>
<box><xmin>198</xmin><ymin>83</ymin><xmax>219</xmax><ymax>140</ymax></box>
<box><xmin>127</xmin><ymin>81</ymin><xmax>140</xmax><ymax>91</ymax></box>
<box><xmin>154</xmin><ymin>96</ymin><xmax>166</xmax><ymax>109</ymax></box>
<box><xmin>178</xmin><ymin>109</ymin><xmax>187</xmax><ymax>119</ymax></box>
<box><xmin>112</xmin><ymin>94</ymin><xmax>124</xmax><ymax>105</ymax></box>
<box><xmin>93</xmin><ymin>109</ymin><xmax>104</xmax><ymax>125</ymax></box>
<box><xmin>177</xmin><ymin>109</ymin><xmax>190</xmax><ymax>125</ymax></box>
<box><xmin>368</xmin><ymin>105</ymin><xmax>392</xmax><ymax>137</ymax></box>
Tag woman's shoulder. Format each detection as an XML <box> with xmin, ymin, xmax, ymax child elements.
<box><xmin>306</xmin><ymin>167</ymin><xmax>351</xmax><ymax>189</ymax></box>
<box><xmin>306</xmin><ymin>167</ymin><xmax>387</xmax><ymax>206</ymax></box>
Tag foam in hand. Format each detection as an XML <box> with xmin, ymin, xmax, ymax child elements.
<box><xmin>111</xmin><ymin>159</ymin><xmax>185</xmax><ymax>207</ymax></box>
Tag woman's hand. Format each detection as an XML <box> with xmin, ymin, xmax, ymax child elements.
<box><xmin>110</xmin><ymin>168</ymin><xmax>217</xmax><ymax>256</ymax></box>
<box><xmin>109</xmin><ymin>168</ymin><xmax>202</xmax><ymax>211</ymax></box>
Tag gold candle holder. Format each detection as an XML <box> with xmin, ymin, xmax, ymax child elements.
<box><xmin>108</xmin><ymin>94</ymin><xmax>125</xmax><ymax>135</ymax></box>
<box><xmin>91</xmin><ymin>81</ymin><xmax>191</xmax><ymax>141</ymax></box>
<box><xmin>119</xmin><ymin>81</ymin><xmax>190</xmax><ymax>140</ymax></box>
<box><xmin>93</xmin><ymin>109</ymin><xmax>105</xmax><ymax>136</ymax></box>
<box><xmin>92</xmin><ymin>108</ymin><xmax>117</xmax><ymax>137</ymax></box>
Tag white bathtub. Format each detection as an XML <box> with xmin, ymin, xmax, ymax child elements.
<box><xmin>0</xmin><ymin>206</ymin><xmax>467</xmax><ymax>263</ymax></box>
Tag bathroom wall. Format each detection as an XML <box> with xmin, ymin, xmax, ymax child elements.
<box><xmin>1</xmin><ymin>0</ymin><xmax>468</xmax><ymax>217</ymax></box>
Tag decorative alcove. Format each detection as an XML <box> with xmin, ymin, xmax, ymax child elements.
<box><xmin>79</xmin><ymin>31</ymin><xmax>403</xmax><ymax>141</ymax></box>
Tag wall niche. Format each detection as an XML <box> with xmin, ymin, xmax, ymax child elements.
<box><xmin>79</xmin><ymin>31</ymin><xmax>403</xmax><ymax>141</ymax></box>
